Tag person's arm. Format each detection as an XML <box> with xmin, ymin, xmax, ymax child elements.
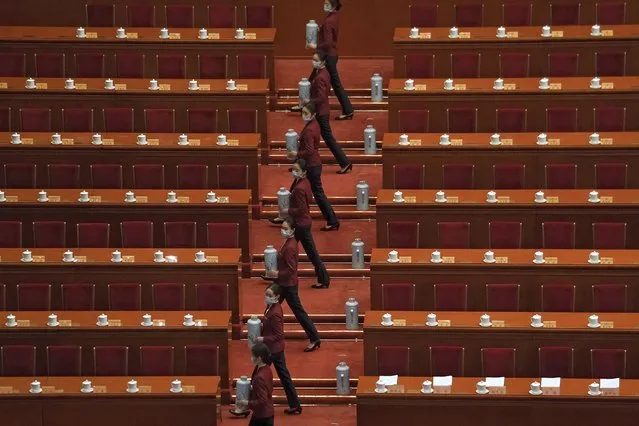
<box><xmin>287</xmin><ymin>187</ymin><xmax>305</xmax><ymax>218</ymax></box>
<box><xmin>296</xmin><ymin>131</ymin><xmax>314</xmax><ymax>162</ymax></box>
<box><xmin>262</xmin><ymin>310</ymin><xmax>284</xmax><ymax>345</ymax></box>
<box><xmin>318</xmin><ymin>18</ymin><xmax>335</xmax><ymax>52</ymax></box>
<box><xmin>277</xmin><ymin>245</ymin><xmax>296</xmax><ymax>283</ymax></box>
<box><xmin>309</xmin><ymin>76</ymin><xmax>329</xmax><ymax>109</ymax></box>
<box><xmin>248</xmin><ymin>376</ymin><xmax>269</xmax><ymax>411</ymax></box>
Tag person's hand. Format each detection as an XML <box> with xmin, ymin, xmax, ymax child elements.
<box><xmin>287</xmin><ymin>151</ymin><xmax>298</xmax><ymax>160</ymax></box>
<box><xmin>256</xmin><ymin>336</ymin><xmax>264</xmax><ymax>343</ymax></box>
<box><xmin>307</xmin><ymin>43</ymin><xmax>317</xmax><ymax>50</ymax></box>
<box><xmin>281</xmin><ymin>208</ymin><xmax>289</xmax><ymax>215</ymax></box>
<box><xmin>265</xmin><ymin>270</ymin><xmax>278</xmax><ymax>278</ymax></box>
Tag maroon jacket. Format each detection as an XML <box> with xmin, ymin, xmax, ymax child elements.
<box><xmin>262</xmin><ymin>302</ymin><xmax>285</xmax><ymax>355</ymax></box>
<box><xmin>248</xmin><ymin>365</ymin><xmax>274</xmax><ymax>419</ymax></box>
<box><xmin>277</xmin><ymin>236</ymin><xmax>299</xmax><ymax>287</ymax></box>
<box><xmin>297</xmin><ymin>119</ymin><xmax>322</xmax><ymax>168</ymax></box>
<box><xmin>309</xmin><ymin>67</ymin><xmax>331</xmax><ymax>117</ymax></box>
<box><xmin>318</xmin><ymin>11</ymin><xmax>339</xmax><ymax>56</ymax></box>
<box><xmin>288</xmin><ymin>178</ymin><xmax>313</xmax><ymax>228</ymax></box>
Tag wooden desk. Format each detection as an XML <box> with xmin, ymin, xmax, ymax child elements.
<box><xmin>388</xmin><ymin>77</ymin><xmax>639</xmax><ymax>133</ymax></box>
<box><xmin>0</xmin><ymin>376</ymin><xmax>219</xmax><ymax>426</ymax></box>
<box><xmin>382</xmin><ymin>132</ymin><xmax>639</xmax><ymax>189</ymax></box>
<box><xmin>393</xmin><ymin>25</ymin><xmax>639</xmax><ymax>78</ymax></box>
<box><xmin>357</xmin><ymin>376</ymin><xmax>639</xmax><ymax>426</ymax></box>
<box><xmin>370</xmin><ymin>248</ymin><xmax>639</xmax><ymax>312</ymax></box>
<box><xmin>376</xmin><ymin>189</ymin><xmax>639</xmax><ymax>249</ymax></box>
<box><xmin>0</xmin><ymin>132</ymin><xmax>260</xmax><ymax>200</ymax></box>
<box><xmin>363</xmin><ymin>310</ymin><xmax>639</xmax><ymax>378</ymax></box>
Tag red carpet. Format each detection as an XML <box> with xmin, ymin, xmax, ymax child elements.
<box><xmin>221</xmin><ymin>405</ymin><xmax>357</xmax><ymax>425</ymax></box>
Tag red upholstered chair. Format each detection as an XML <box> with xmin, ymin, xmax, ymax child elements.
<box><xmin>188</xmin><ymin>108</ymin><xmax>218</xmax><ymax>132</ymax></box>
<box><xmin>47</xmin><ymin>164</ymin><xmax>80</xmax><ymax>188</ymax></box>
<box><xmin>545</xmin><ymin>164</ymin><xmax>577</xmax><ymax>189</ymax></box>
<box><xmin>61</xmin><ymin>283</ymin><xmax>95</xmax><ymax>310</ymax></box>
<box><xmin>376</xmin><ymin>346</ymin><xmax>410</xmax><ymax>376</ymax></box>
<box><xmin>481</xmin><ymin>348</ymin><xmax>516</xmax><ymax>377</ymax></box>
<box><xmin>450</xmin><ymin>53</ymin><xmax>481</xmax><ymax>78</ymax></box>
<box><xmin>1</xmin><ymin>345</ymin><xmax>36</xmax><ymax>376</ymax></box>
<box><xmin>145</xmin><ymin>109</ymin><xmax>175</xmax><ymax>133</ymax></box>
<box><xmin>17</xmin><ymin>283</ymin><xmax>51</xmax><ymax>310</ymax></box>
<box><xmin>217</xmin><ymin>165</ymin><xmax>248</xmax><ymax>189</ymax></box>
<box><xmin>595</xmin><ymin>52</ymin><xmax>626</xmax><ymax>76</ymax></box>
<box><xmin>541</xmin><ymin>283</ymin><xmax>576</xmax><ymax>312</ymax></box>
<box><xmin>493</xmin><ymin>164</ymin><xmax>525</xmax><ymax>189</ymax></box>
<box><xmin>0</xmin><ymin>284</ymin><xmax>4</xmax><ymax>310</ymax></box>
<box><xmin>593</xmin><ymin>107</ymin><xmax>626</xmax><ymax>132</ymax></box>
<box><xmin>0</xmin><ymin>107</ymin><xmax>11</xmax><ymax>131</ymax></box>
<box><xmin>62</xmin><ymin>107</ymin><xmax>94</xmax><ymax>132</ymax></box>
<box><xmin>596</xmin><ymin>2</ymin><xmax>626</xmax><ymax>24</ymax></box>
<box><xmin>398</xmin><ymin>109</ymin><xmax>429</xmax><ymax>133</ymax></box>
<box><xmin>126</xmin><ymin>4</ymin><xmax>155</xmax><ymax>27</ymax></box>
<box><xmin>195</xmin><ymin>283</ymin><xmax>229</xmax><ymax>310</ymax></box>
<box><xmin>207</xmin><ymin>223</ymin><xmax>239</xmax><ymax>248</ymax></box>
<box><xmin>198</xmin><ymin>54</ymin><xmax>228</xmax><ymax>79</ymax></box>
<box><xmin>430</xmin><ymin>346</ymin><xmax>464</xmax><ymax>376</ymax></box>
<box><xmin>591</xmin><ymin>349</ymin><xmax>626</xmax><ymax>378</ymax></box>
<box><xmin>489</xmin><ymin>221</ymin><xmax>522</xmax><ymax>249</ymax></box>
<box><xmin>152</xmin><ymin>283</ymin><xmax>185</xmax><ymax>310</ymax></box>
<box><xmin>90</xmin><ymin>164</ymin><xmax>123</xmax><ymax>188</ymax></box>
<box><xmin>442</xmin><ymin>164</ymin><xmax>474</xmax><ymax>189</ymax></box>
<box><xmin>486</xmin><ymin>284</ymin><xmax>520</xmax><ymax>311</ymax></box>
<box><xmin>4</xmin><ymin>163</ymin><xmax>36</xmax><ymax>188</ymax></box>
<box><xmin>94</xmin><ymin>346</ymin><xmax>129</xmax><ymax>376</ymax></box>
<box><xmin>208</xmin><ymin>4</ymin><xmax>236</xmax><ymax>27</ymax></box>
<box><xmin>0</xmin><ymin>53</ymin><xmax>26</xmax><ymax>77</ymax></box>
<box><xmin>245</xmin><ymin>5</ymin><xmax>275</xmax><ymax>27</ymax></box>
<box><xmin>20</xmin><ymin>108</ymin><xmax>51</xmax><ymax>132</ymax></box>
<box><xmin>108</xmin><ymin>283</ymin><xmax>141</xmax><ymax>310</ymax></box>
<box><xmin>392</xmin><ymin>164</ymin><xmax>424</xmax><ymax>189</ymax></box>
<box><xmin>115</xmin><ymin>53</ymin><xmax>145</xmax><ymax>78</ymax></box>
<box><xmin>539</xmin><ymin>347</ymin><xmax>574</xmax><ymax>377</ymax></box>
<box><xmin>387</xmin><ymin>221</ymin><xmax>420</xmax><ymax>248</ymax></box>
<box><xmin>74</xmin><ymin>53</ymin><xmax>105</xmax><ymax>78</ymax></box>
<box><xmin>228</xmin><ymin>109</ymin><xmax>257</xmax><ymax>133</ymax></box>
<box><xmin>548</xmin><ymin>53</ymin><xmax>579</xmax><ymax>77</ymax></box>
<box><xmin>35</xmin><ymin>52</ymin><xmax>65</xmax><ymax>77</ymax></box>
<box><xmin>156</xmin><ymin>54</ymin><xmax>186</xmax><ymax>79</ymax></box>
<box><xmin>409</xmin><ymin>4</ymin><xmax>438</xmax><ymax>27</ymax></box>
<box><xmin>121</xmin><ymin>221</ymin><xmax>153</xmax><ymax>248</ymax></box>
<box><xmin>177</xmin><ymin>164</ymin><xmax>208</xmax><ymax>189</ymax></box>
<box><xmin>404</xmin><ymin>54</ymin><xmax>435</xmax><ymax>79</ymax></box>
<box><xmin>454</xmin><ymin>3</ymin><xmax>483</xmax><ymax>26</ymax></box>
<box><xmin>381</xmin><ymin>283</ymin><xmax>416</xmax><ymax>311</ymax></box>
<box><xmin>0</xmin><ymin>221</ymin><xmax>22</xmax><ymax>247</ymax></box>
<box><xmin>499</xmin><ymin>53</ymin><xmax>530</xmax><ymax>78</ymax></box>
<box><xmin>592</xmin><ymin>284</ymin><xmax>627</xmax><ymax>312</ymax></box>
<box><xmin>103</xmin><ymin>107</ymin><xmax>134</xmax><ymax>132</ymax></box>
<box><xmin>46</xmin><ymin>345</ymin><xmax>82</xmax><ymax>375</ymax></box>
<box><xmin>434</xmin><ymin>283</ymin><xmax>468</xmax><ymax>311</ymax></box>
<box><xmin>185</xmin><ymin>345</ymin><xmax>220</xmax><ymax>375</ymax></box>
<box><xmin>33</xmin><ymin>221</ymin><xmax>66</xmax><ymax>248</ymax></box>
<box><xmin>77</xmin><ymin>223</ymin><xmax>110</xmax><ymax>248</ymax></box>
<box><xmin>542</xmin><ymin>221</ymin><xmax>576</xmax><ymax>248</ymax></box>
<box><xmin>502</xmin><ymin>3</ymin><xmax>533</xmax><ymax>26</ymax></box>
<box><xmin>595</xmin><ymin>163</ymin><xmax>627</xmax><ymax>189</ymax></box>
<box><xmin>86</xmin><ymin>4</ymin><xmax>115</xmax><ymax>26</ymax></box>
<box><xmin>165</xmin><ymin>5</ymin><xmax>194</xmax><ymax>27</ymax></box>
<box><xmin>550</xmin><ymin>2</ymin><xmax>581</xmax><ymax>25</ymax></box>
<box><xmin>592</xmin><ymin>222</ymin><xmax>626</xmax><ymax>249</ymax></box>
<box><xmin>140</xmin><ymin>346</ymin><xmax>175</xmax><ymax>375</ymax></box>
<box><xmin>164</xmin><ymin>221</ymin><xmax>197</xmax><ymax>248</ymax></box>
<box><xmin>437</xmin><ymin>222</ymin><xmax>470</xmax><ymax>249</ymax></box>
<box><xmin>447</xmin><ymin>108</ymin><xmax>478</xmax><ymax>133</ymax></box>
<box><xmin>133</xmin><ymin>164</ymin><xmax>165</xmax><ymax>189</ymax></box>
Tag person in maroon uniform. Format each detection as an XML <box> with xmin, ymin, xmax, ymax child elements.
<box><xmin>235</xmin><ymin>343</ymin><xmax>275</xmax><ymax>426</ymax></box>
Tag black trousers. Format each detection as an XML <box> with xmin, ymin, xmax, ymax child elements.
<box><xmin>316</xmin><ymin>114</ymin><xmax>349</xmax><ymax>169</ymax></box>
<box><xmin>278</xmin><ymin>285</ymin><xmax>320</xmax><ymax>343</ymax></box>
<box><xmin>249</xmin><ymin>416</ymin><xmax>274</xmax><ymax>426</ymax></box>
<box><xmin>294</xmin><ymin>225</ymin><xmax>330</xmax><ymax>286</ymax></box>
<box><xmin>271</xmin><ymin>350</ymin><xmax>301</xmax><ymax>408</ymax></box>
<box><xmin>306</xmin><ymin>164</ymin><xmax>338</xmax><ymax>227</ymax></box>
<box><xmin>325</xmin><ymin>55</ymin><xmax>353</xmax><ymax>115</ymax></box>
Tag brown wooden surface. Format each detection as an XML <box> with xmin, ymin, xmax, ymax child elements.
<box><xmin>388</xmin><ymin>77</ymin><xmax>639</xmax><ymax>133</ymax></box>
<box><xmin>376</xmin><ymin>189</ymin><xmax>639</xmax><ymax>249</ymax></box>
<box><xmin>363</xmin><ymin>310</ymin><xmax>639</xmax><ymax>378</ymax></box>
<box><xmin>357</xmin><ymin>376</ymin><xmax>639</xmax><ymax>426</ymax></box>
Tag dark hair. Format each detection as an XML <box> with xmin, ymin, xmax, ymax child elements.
<box><xmin>284</xmin><ymin>216</ymin><xmax>296</xmax><ymax>228</ymax></box>
<box><xmin>295</xmin><ymin>158</ymin><xmax>308</xmax><ymax>171</ymax></box>
<box><xmin>303</xmin><ymin>101</ymin><xmax>317</xmax><ymax>116</ymax></box>
<box><xmin>251</xmin><ymin>342</ymin><xmax>272</xmax><ymax>365</ymax></box>
<box><xmin>268</xmin><ymin>283</ymin><xmax>282</xmax><ymax>296</ymax></box>
<box><xmin>329</xmin><ymin>0</ymin><xmax>342</xmax><ymax>11</ymax></box>
<box><xmin>315</xmin><ymin>49</ymin><xmax>328</xmax><ymax>62</ymax></box>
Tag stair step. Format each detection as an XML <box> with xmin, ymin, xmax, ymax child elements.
<box><xmin>276</xmin><ymin>96</ymin><xmax>388</xmax><ymax>111</ymax></box>
<box><xmin>230</xmin><ymin>390</ymin><xmax>356</xmax><ymax>404</ymax></box>
<box><xmin>252</xmin><ymin>262</ymin><xmax>370</xmax><ymax>277</ymax></box>
<box><xmin>270</xmin><ymin>140</ymin><xmax>379</xmax><ymax>149</ymax></box>
<box><xmin>268</xmin><ymin>151</ymin><xmax>381</xmax><ymax>164</ymax></box>
<box><xmin>240</xmin><ymin>325</ymin><xmax>363</xmax><ymax>339</ymax></box>
<box><xmin>252</xmin><ymin>253</ymin><xmax>370</xmax><ymax>262</ymax></box>
<box><xmin>260</xmin><ymin>206</ymin><xmax>375</xmax><ymax>219</ymax></box>
<box><xmin>241</xmin><ymin>313</ymin><xmax>365</xmax><ymax>323</ymax></box>
<box><xmin>261</xmin><ymin>195</ymin><xmax>376</xmax><ymax>206</ymax></box>
<box><xmin>232</xmin><ymin>377</ymin><xmax>359</xmax><ymax>388</ymax></box>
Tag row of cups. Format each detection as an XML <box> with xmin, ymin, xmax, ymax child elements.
<box><xmin>404</xmin><ymin>76</ymin><xmax>603</xmax><ymax>91</ymax></box>
<box><xmin>381</xmin><ymin>311</ymin><xmax>602</xmax><ymax>328</ymax></box>
<box><xmin>409</xmin><ymin>24</ymin><xmax>604</xmax><ymax>40</ymax></box>
<box><xmin>387</xmin><ymin>248</ymin><xmax>604</xmax><ymax>264</ymax></box>
<box><xmin>18</xmin><ymin>249</ymin><xmax>210</xmax><ymax>263</ymax></box>
<box><xmin>23</xmin><ymin>77</ymin><xmax>239</xmax><ymax>92</ymax></box>
<box><xmin>9</xmin><ymin>132</ymin><xmax>229</xmax><ymax>146</ymax></box>
<box><xmin>28</xmin><ymin>378</ymin><xmax>185</xmax><ymax>394</ymax></box>
<box><xmin>2</xmin><ymin>189</ymin><xmax>218</xmax><ymax>204</ymax></box>
<box><xmin>391</xmin><ymin>189</ymin><xmax>602</xmax><ymax>204</ymax></box>
<box><xmin>76</xmin><ymin>26</ymin><xmax>248</xmax><ymax>40</ymax></box>
<box><xmin>5</xmin><ymin>312</ymin><xmax>200</xmax><ymax>328</ymax></box>
<box><xmin>398</xmin><ymin>132</ymin><xmax>604</xmax><ymax>146</ymax></box>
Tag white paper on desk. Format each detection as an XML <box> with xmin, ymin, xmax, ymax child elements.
<box><xmin>485</xmin><ymin>377</ymin><xmax>505</xmax><ymax>387</ymax></box>
<box><xmin>433</xmin><ymin>376</ymin><xmax>453</xmax><ymax>386</ymax></box>
<box><xmin>541</xmin><ymin>377</ymin><xmax>561</xmax><ymax>387</ymax></box>
<box><xmin>377</xmin><ymin>375</ymin><xmax>398</xmax><ymax>385</ymax></box>
<box><xmin>600</xmin><ymin>378</ymin><xmax>620</xmax><ymax>389</ymax></box>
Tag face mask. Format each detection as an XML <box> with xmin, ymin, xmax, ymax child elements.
<box><xmin>265</xmin><ymin>295</ymin><xmax>279</xmax><ymax>305</ymax></box>
<box><xmin>303</xmin><ymin>115</ymin><xmax>313</xmax><ymax>124</ymax></box>
<box><xmin>324</xmin><ymin>3</ymin><xmax>333</xmax><ymax>12</ymax></box>
<box><xmin>281</xmin><ymin>229</ymin><xmax>294</xmax><ymax>238</ymax></box>
<box><xmin>312</xmin><ymin>60</ymin><xmax>322</xmax><ymax>69</ymax></box>
<box><xmin>292</xmin><ymin>170</ymin><xmax>304</xmax><ymax>179</ymax></box>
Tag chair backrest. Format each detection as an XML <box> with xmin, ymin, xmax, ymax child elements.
<box><xmin>381</xmin><ymin>283</ymin><xmax>416</xmax><ymax>311</ymax></box>
<box><xmin>434</xmin><ymin>283</ymin><xmax>468</xmax><ymax>310</ymax></box>
<box><xmin>430</xmin><ymin>346</ymin><xmax>464</xmax><ymax>376</ymax></box>
<box><xmin>387</xmin><ymin>221</ymin><xmax>420</xmax><ymax>248</ymax></box>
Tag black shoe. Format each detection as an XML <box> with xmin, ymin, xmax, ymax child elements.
<box><xmin>311</xmin><ymin>283</ymin><xmax>329</xmax><ymax>289</ymax></box>
<box><xmin>260</xmin><ymin>274</ymin><xmax>276</xmax><ymax>281</ymax></box>
<box><xmin>335</xmin><ymin>113</ymin><xmax>354</xmax><ymax>121</ymax></box>
<box><xmin>304</xmin><ymin>340</ymin><xmax>321</xmax><ymax>352</ymax></box>
<box><xmin>268</xmin><ymin>217</ymin><xmax>285</xmax><ymax>225</ymax></box>
<box><xmin>320</xmin><ymin>223</ymin><xmax>340</xmax><ymax>232</ymax></box>
<box><xmin>284</xmin><ymin>407</ymin><xmax>303</xmax><ymax>415</ymax></box>
<box><xmin>336</xmin><ymin>163</ymin><xmax>352</xmax><ymax>174</ymax></box>
<box><xmin>229</xmin><ymin>409</ymin><xmax>250</xmax><ymax>418</ymax></box>
<box><xmin>289</xmin><ymin>106</ymin><xmax>302</xmax><ymax>112</ymax></box>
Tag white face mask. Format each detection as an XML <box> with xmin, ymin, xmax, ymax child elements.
<box><xmin>324</xmin><ymin>3</ymin><xmax>333</xmax><ymax>12</ymax></box>
<box><xmin>303</xmin><ymin>114</ymin><xmax>313</xmax><ymax>124</ymax></box>
<box><xmin>292</xmin><ymin>170</ymin><xmax>304</xmax><ymax>179</ymax></box>
<box><xmin>281</xmin><ymin>229</ymin><xmax>294</xmax><ymax>238</ymax></box>
<box><xmin>312</xmin><ymin>60</ymin><xmax>322</xmax><ymax>69</ymax></box>
<box><xmin>265</xmin><ymin>295</ymin><xmax>279</xmax><ymax>305</ymax></box>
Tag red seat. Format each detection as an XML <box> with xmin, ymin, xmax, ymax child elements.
<box><xmin>593</xmin><ymin>107</ymin><xmax>626</xmax><ymax>132</ymax></box>
<box><xmin>86</xmin><ymin>4</ymin><xmax>114</xmax><ymax>27</ymax></box>
<box><xmin>499</xmin><ymin>53</ymin><xmax>530</xmax><ymax>78</ymax></box>
<box><xmin>387</xmin><ymin>221</ymin><xmax>420</xmax><ymax>248</ymax></box>
<box><xmin>595</xmin><ymin>52</ymin><xmax>626</xmax><ymax>76</ymax></box>
<box><xmin>74</xmin><ymin>53</ymin><xmax>105</xmax><ymax>78</ymax></box>
<box><xmin>103</xmin><ymin>107</ymin><xmax>134</xmax><ymax>132</ymax></box>
<box><xmin>20</xmin><ymin>108</ymin><xmax>51</xmax><ymax>132</ymax></box>
<box><xmin>447</xmin><ymin>108</ymin><xmax>477</xmax><ymax>133</ymax></box>
<box><xmin>245</xmin><ymin>5</ymin><xmax>274</xmax><ymax>27</ymax></box>
<box><xmin>545</xmin><ymin>163</ymin><xmax>577</xmax><ymax>189</ymax></box>
<box><xmin>0</xmin><ymin>53</ymin><xmax>26</xmax><ymax>77</ymax></box>
<box><xmin>502</xmin><ymin>3</ymin><xmax>532</xmax><ymax>26</ymax></box>
<box><xmin>392</xmin><ymin>164</ymin><xmax>424</xmax><ymax>189</ymax></box>
<box><xmin>62</xmin><ymin>107</ymin><xmax>94</xmax><ymax>132</ymax></box>
<box><xmin>35</xmin><ymin>52</ymin><xmax>65</xmax><ymax>77</ymax></box>
<box><xmin>4</xmin><ymin>163</ymin><xmax>36</xmax><ymax>188</ymax></box>
<box><xmin>185</xmin><ymin>345</ymin><xmax>220</xmax><ymax>375</ymax></box>
<box><xmin>77</xmin><ymin>223</ymin><xmax>110</xmax><ymax>248</ymax></box>
<box><xmin>188</xmin><ymin>108</ymin><xmax>218</xmax><ymax>132</ymax></box>
<box><xmin>17</xmin><ymin>283</ymin><xmax>51</xmax><ymax>310</ymax></box>
<box><xmin>90</xmin><ymin>164</ymin><xmax>123</xmax><ymax>188</ymax></box>
<box><xmin>156</xmin><ymin>54</ymin><xmax>186</xmax><ymax>79</ymax></box>
<box><xmin>176</xmin><ymin>164</ymin><xmax>208</xmax><ymax>189</ymax></box>
<box><xmin>454</xmin><ymin>3</ymin><xmax>483</xmax><ymax>26</ymax></box>
<box><xmin>0</xmin><ymin>284</ymin><xmax>4</xmax><ymax>310</ymax></box>
<box><xmin>164</xmin><ymin>222</ymin><xmax>197</xmax><ymax>248</ymax></box>
<box><xmin>542</xmin><ymin>221</ymin><xmax>576</xmax><ymax>248</ymax></box>
<box><xmin>430</xmin><ymin>346</ymin><xmax>464</xmax><ymax>376</ymax></box>
<box><xmin>596</xmin><ymin>2</ymin><xmax>626</xmax><ymax>24</ymax></box>
<box><xmin>121</xmin><ymin>221</ymin><xmax>153</xmax><ymax>248</ymax></box>
<box><xmin>405</xmin><ymin>54</ymin><xmax>435</xmax><ymax>79</ymax></box>
<box><xmin>206</xmin><ymin>223</ymin><xmax>239</xmax><ymax>248</ymax></box>
<box><xmin>145</xmin><ymin>108</ymin><xmax>175</xmax><ymax>133</ymax></box>
<box><xmin>140</xmin><ymin>346</ymin><xmax>175</xmax><ymax>375</ymax></box>
<box><xmin>434</xmin><ymin>283</ymin><xmax>468</xmax><ymax>310</ymax></box>
<box><xmin>409</xmin><ymin>4</ymin><xmax>438</xmax><ymax>27</ymax></box>
<box><xmin>0</xmin><ymin>221</ymin><xmax>22</xmax><ymax>247</ymax></box>
<box><xmin>152</xmin><ymin>283</ymin><xmax>185</xmax><ymax>310</ymax></box>
<box><xmin>208</xmin><ymin>4</ymin><xmax>236</xmax><ymax>27</ymax></box>
<box><xmin>217</xmin><ymin>164</ymin><xmax>248</xmax><ymax>189</ymax></box>
<box><xmin>550</xmin><ymin>2</ymin><xmax>581</xmax><ymax>25</ymax></box>
<box><xmin>548</xmin><ymin>53</ymin><xmax>579</xmax><ymax>77</ymax></box>
<box><xmin>198</xmin><ymin>54</ymin><xmax>228</xmax><ymax>79</ymax></box>
<box><xmin>381</xmin><ymin>283</ymin><xmax>416</xmax><ymax>311</ymax></box>
<box><xmin>0</xmin><ymin>107</ymin><xmax>10</xmax><ymax>131</ymax></box>
<box><xmin>481</xmin><ymin>348</ymin><xmax>516</xmax><ymax>377</ymax></box>
<box><xmin>489</xmin><ymin>221</ymin><xmax>522</xmax><ymax>249</ymax></box>
<box><xmin>539</xmin><ymin>347</ymin><xmax>574</xmax><ymax>377</ymax></box>
<box><xmin>591</xmin><ymin>349</ymin><xmax>626</xmax><ymax>378</ymax></box>
<box><xmin>228</xmin><ymin>109</ymin><xmax>257</xmax><ymax>133</ymax></box>
<box><xmin>541</xmin><ymin>283</ymin><xmax>576</xmax><ymax>312</ymax></box>
<box><xmin>33</xmin><ymin>221</ymin><xmax>66</xmax><ymax>248</ymax></box>
<box><xmin>195</xmin><ymin>283</ymin><xmax>229</xmax><ymax>310</ymax></box>
<box><xmin>114</xmin><ymin>53</ymin><xmax>145</xmax><ymax>78</ymax></box>
<box><xmin>376</xmin><ymin>346</ymin><xmax>410</xmax><ymax>376</ymax></box>
<box><xmin>437</xmin><ymin>222</ymin><xmax>470</xmax><ymax>249</ymax></box>
<box><xmin>592</xmin><ymin>284</ymin><xmax>627</xmax><ymax>312</ymax></box>
<box><xmin>46</xmin><ymin>345</ymin><xmax>82</xmax><ymax>376</ymax></box>
<box><xmin>94</xmin><ymin>346</ymin><xmax>129</xmax><ymax>376</ymax></box>
<box><xmin>592</xmin><ymin>222</ymin><xmax>626</xmax><ymax>249</ymax></box>
<box><xmin>126</xmin><ymin>4</ymin><xmax>155</xmax><ymax>27</ymax></box>
<box><xmin>108</xmin><ymin>283</ymin><xmax>141</xmax><ymax>310</ymax></box>
<box><xmin>493</xmin><ymin>164</ymin><xmax>525</xmax><ymax>189</ymax></box>
<box><xmin>398</xmin><ymin>109</ymin><xmax>429</xmax><ymax>133</ymax></box>
<box><xmin>450</xmin><ymin>53</ymin><xmax>480</xmax><ymax>78</ymax></box>
<box><xmin>595</xmin><ymin>163</ymin><xmax>627</xmax><ymax>189</ymax></box>
<box><xmin>165</xmin><ymin>5</ymin><xmax>194</xmax><ymax>27</ymax></box>
<box><xmin>47</xmin><ymin>164</ymin><xmax>80</xmax><ymax>188</ymax></box>
<box><xmin>486</xmin><ymin>284</ymin><xmax>520</xmax><ymax>311</ymax></box>
<box><xmin>442</xmin><ymin>164</ymin><xmax>474</xmax><ymax>189</ymax></box>
<box><xmin>133</xmin><ymin>164</ymin><xmax>165</xmax><ymax>189</ymax></box>
<box><xmin>61</xmin><ymin>283</ymin><xmax>95</xmax><ymax>310</ymax></box>
<box><xmin>1</xmin><ymin>345</ymin><xmax>36</xmax><ymax>376</ymax></box>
